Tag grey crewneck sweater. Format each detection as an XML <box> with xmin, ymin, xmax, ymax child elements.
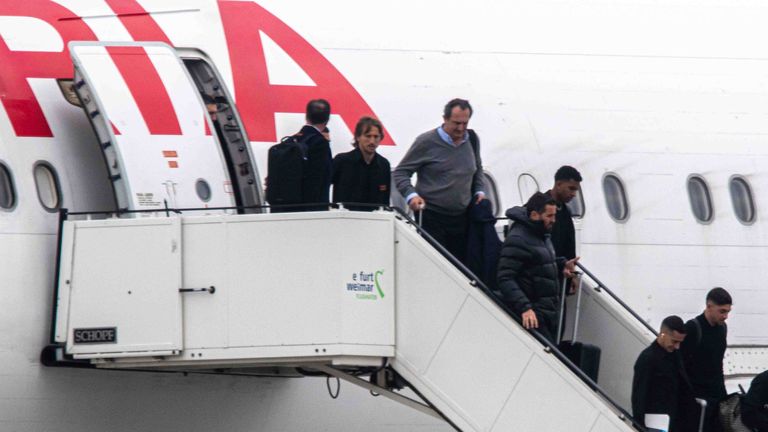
<box><xmin>393</xmin><ymin>128</ymin><xmax>484</xmax><ymax>215</ymax></box>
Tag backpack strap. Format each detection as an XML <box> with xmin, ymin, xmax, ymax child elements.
<box><xmin>467</xmin><ymin>129</ymin><xmax>479</xmax><ymax>159</ymax></box>
<box><xmin>282</xmin><ymin>134</ymin><xmax>308</xmax><ymax>160</ymax></box>
<box><xmin>692</xmin><ymin>317</ymin><xmax>703</xmax><ymax>347</ymax></box>
<box><xmin>467</xmin><ymin>129</ymin><xmax>483</xmax><ymax>178</ymax></box>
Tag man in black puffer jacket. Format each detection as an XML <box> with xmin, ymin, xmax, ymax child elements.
<box><xmin>497</xmin><ymin>192</ymin><xmax>579</xmax><ymax>343</ymax></box>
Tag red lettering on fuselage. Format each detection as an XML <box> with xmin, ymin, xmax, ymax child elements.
<box><xmin>107</xmin><ymin>46</ymin><xmax>182</xmax><ymax>135</ymax></box>
<box><xmin>0</xmin><ymin>2</ymin><xmax>96</xmax><ymax>137</ymax></box>
<box><xmin>0</xmin><ymin>0</ymin><xmax>393</xmax><ymax>145</ymax></box>
<box><xmin>105</xmin><ymin>0</ymin><xmax>171</xmax><ymax>44</ymax></box>
<box><xmin>218</xmin><ymin>1</ymin><xmax>394</xmax><ymax>145</ymax></box>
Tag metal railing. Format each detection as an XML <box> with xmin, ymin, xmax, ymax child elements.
<box><xmin>47</xmin><ymin>202</ymin><xmax>646</xmax><ymax>431</ymax></box>
<box><xmin>387</xmin><ymin>206</ymin><xmax>646</xmax><ymax>431</ymax></box>
<box><xmin>576</xmin><ymin>262</ymin><xmax>658</xmax><ymax>336</ymax></box>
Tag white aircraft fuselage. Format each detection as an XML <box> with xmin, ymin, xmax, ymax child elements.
<box><xmin>0</xmin><ymin>0</ymin><xmax>766</xmax><ymax>430</ymax></box>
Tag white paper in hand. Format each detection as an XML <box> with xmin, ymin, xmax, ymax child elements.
<box><xmin>645</xmin><ymin>413</ymin><xmax>670</xmax><ymax>432</ymax></box>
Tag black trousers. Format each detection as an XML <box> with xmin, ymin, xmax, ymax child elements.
<box><xmin>535</xmin><ymin>313</ymin><xmax>558</xmax><ymax>345</ymax></box>
<box><xmin>420</xmin><ymin>208</ymin><xmax>468</xmax><ymax>264</ymax></box>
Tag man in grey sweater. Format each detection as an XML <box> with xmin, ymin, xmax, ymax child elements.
<box><xmin>393</xmin><ymin>98</ymin><xmax>485</xmax><ymax>263</ymax></box>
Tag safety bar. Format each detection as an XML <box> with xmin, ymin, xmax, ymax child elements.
<box><xmin>576</xmin><ymin>263</ymin><xmax>658</xmax><ymax>336</ymax></box>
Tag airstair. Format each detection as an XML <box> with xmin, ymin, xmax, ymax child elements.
<box><xmin>47</xmin><ymin>207</ymin><xmax>654</xmax><ymax>432</ymax></box>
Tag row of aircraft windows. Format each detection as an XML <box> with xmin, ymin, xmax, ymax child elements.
<box><xmin>0</xmin><ymin>161</ymin><xmax>62</xmax><ymax>212</ymax></box>
<box><xmin>601</xmin><ymin>173</ymin><xmax>756</xmax><ymax>225</ymax></box>
<box><xmin>510</xmin><ymin>173</ymin><xmax>757</xmax><ymax>225</ymax></box>
<box><xmin>0</xmin><ymin>161</ymin><xmax>758</xmax><ymax>226</ymax></box>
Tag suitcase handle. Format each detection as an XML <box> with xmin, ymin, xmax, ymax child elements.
<box><xmin>557</xmin><ymin>271</ymin><xmax>584</xmax><ymax>344</ymax></box>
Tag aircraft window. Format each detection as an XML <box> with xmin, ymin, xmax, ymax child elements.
<box><xmin>687</xmin><ymin>175</ymin><xmax>713</xmax><ymax>224</ymax></box>
<box><xmin>483</xmin><ymin>170</ymin><xmax>501</xmax><ymax>217</ymax></box>
<box><xmin>517</xmin><ymin>173</ymin><xmax>540</xmax><ymax>204</ymax></box>
<box><xmin>196</xmin><ymin>179</ymin><xmax>212</xmax><ymax>202</ymax></box>
<box><xmin>729</xmin><ymin>176</ymin><xmax>755</xmax><ymax>225</ymax></box>
<box><xmin>0</xmin><ymin>162</ymin><xmax>16</xmax><ymax>210</ymax></box>
<box><xmin>602</xmin><ymin>174</ymin><xmax>629</xmax><ymax>222</ymax></box>
<box><xmin>34</xmin><ymin>162</ymin><xmax>61</xmax><ymax>211</ymax></box>
<box><xmin>566</xmin><ymin>189</ymin><xmax>585</xmax><ymax>219</ymax></box>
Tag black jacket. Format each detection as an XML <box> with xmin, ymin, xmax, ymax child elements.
<box><xmin>632</xmin><ymin>342</ymin><xmax>688</xmax><ymax>431</ymax></box>
<box><xmin>299</xmin><ymin>125</ymin><xmax>332</xmax><ymax>209</ymax></box>
<box><xmin>680</xmin><ymin>314</ymin><xmax>728</xmax><ymax>401</ymax></box>
<box><xmin>331</xmin><ymin>148</ymin><xmax>390</xmax><ymax>210</ymax></box>
<box><xmin>496</xmin><ymin>206</ymin><xmax>561</xmax><ymax>324</ymax></box>
<box><xmin>466</xmin><ymin>199</ymin><xmax>502</xmax><ymax>291</ymax></box>
<box><xmin>548</xmin><ymin>194</ymin><xmax>576</xmax><ymax>260</ymax></box>
<box><xmin>742</xmin><ymin>370</ymin><xmax>768</xmax><ymax>431</ymax></box>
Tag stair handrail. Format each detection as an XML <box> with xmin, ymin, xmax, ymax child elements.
<box><xmin>51</xmin><ymin>203</ymin><xmax>646</xmax><ymax>431</ymax></box>
<box><xmin>387</xmin><ymin>206</ymin><xmax>646</xmax><ymax>432</ymax></box>
<box><xmin>575</xmin><ymin>262</ymin><xmax>658</xmax><ymax>336</ymax></box>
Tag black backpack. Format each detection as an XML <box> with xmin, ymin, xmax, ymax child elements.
<box><xmin>266</xmin><ymin>134</ymin><xmax>308</xmax><ymax>209</ymax></box>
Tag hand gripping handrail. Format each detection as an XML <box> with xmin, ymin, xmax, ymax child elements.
<box><xmin>387</xmin><ymin>206</ymin><xmax>647</xmax><ymax>432</ymax></box>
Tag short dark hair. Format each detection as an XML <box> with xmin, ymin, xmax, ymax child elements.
<box><xmin>443</xmin><ymin>98</ymin><xmax>473</xmax><ymax>119</ymax></box>
<box><xmin>555</xmin><ymin>166</ymin><xmax>582</xmax><ymax>182</ymax></box>
<box><xmin>352</xmin><ymin>116</ymin><xmax>384</xmax><ymax>148</ymax></box>
<box><xmin>524</xmin><ymin>192</ymin><xmax>556</xmax><ymax>216</ymax></box>
<box><xmin>306</xmin><ymin>99</ymin><xmax>331</xmax><ymax>125</ymax></box>
<box><xmin>706</xmin><ymin>287</ymin><xmax>732</xmax><ymax>306</ymax></box>
<box><xmin>660</xmin><ymin>315</ymin><xmax>686</xmax><ymax>334</ymax></box>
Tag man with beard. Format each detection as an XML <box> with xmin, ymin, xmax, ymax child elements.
<box><xmin>497</xmin><ymin>192</ymin><xmax>579</xmax><ymax>343</ymax></box>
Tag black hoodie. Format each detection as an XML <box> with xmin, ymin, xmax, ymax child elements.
<box><xmin>497</xmin><ymin>206</ymin><xmax>562</xmax><ymax>325</ymax></box>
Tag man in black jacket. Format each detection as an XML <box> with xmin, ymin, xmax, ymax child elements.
<box><xmin>632</xmin><ymin>315</ymin><xmax>690</xmax><ymax>432</ymax></box>
<box><xmin>680</xmin><ymin>287</ymin><xmax>732</xmax><ymax>432</ymax></box>
<box><xmin>742</xmin><ymin>370</ymin><xmax>768</xmax><ymax>432</ymax></box>
<box><xmin>497</xmin><ymin>192</ymin><xmax>578</xmax><ymax>343</ymax></box>
<box><xmin>547</xmin><ymin>165</ymin><xmax>582</xmax><ymax>263</ymax></box>
<box><xmin>299</xmin><ymin>99</ymin><xmax>333</xmax><ymax>211</ymax></box>
<box><xmin>332</xmin><ymin>116</ymin><xmax>390</xmax><ymax>210</ymax></box>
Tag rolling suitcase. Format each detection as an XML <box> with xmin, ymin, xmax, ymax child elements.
<box><xmin>557</xmin><ymin>274</ymin><xmax>602</xmax><ymax>384</ymax></box>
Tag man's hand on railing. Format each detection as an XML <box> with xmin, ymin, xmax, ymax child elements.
<box><xmin>408</xmin><ymin>196</ymin><xmax>426</xmax><ymax>212</ymax></box>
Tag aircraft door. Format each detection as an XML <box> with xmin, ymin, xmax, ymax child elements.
<box><xmin>69</xmin><ymin>42</ymin><xmax>234</xmax><ymax>212</ymax></box>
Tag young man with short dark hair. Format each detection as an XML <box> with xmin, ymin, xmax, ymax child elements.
<box><xmin>548</xmin><ymin>165</ymin><xmax>583</xmax><ymax>262</ymax></box>
<box><xmin>680</xmin><ymin>287</ymin><xmax>733</xmax><ymax>432</ymax></box>
<box><xmin>632</xmin><ymin>315</ymin><xmax>690</xmax><ymax>431</ymax></box>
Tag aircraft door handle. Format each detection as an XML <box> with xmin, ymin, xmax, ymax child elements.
<box><xmin>179</xmin><ymin>286</ymin><xmax>216</xmax><ymax>294</ymax></box>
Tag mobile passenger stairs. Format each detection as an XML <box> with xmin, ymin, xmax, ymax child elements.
<box><xmin>44</xmin><ymin>203</ymin><xmax>658</xmax><ymax>432</ymax></box>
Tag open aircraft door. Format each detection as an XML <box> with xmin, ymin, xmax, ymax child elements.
<box><xmin>69</xmin><ymin>42</ymin><xmax>238</xmax><ymax>212</ymax></box>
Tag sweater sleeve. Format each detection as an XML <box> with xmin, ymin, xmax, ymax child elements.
<box><xmin>392</xmin><ymin>136</ymin><xmax>429</xmax><ymax>199</ymax></box>
<box><xmin>496</xmin><ymin>234</ymin><xmax>533</xmax><ymax>314</ymax></box>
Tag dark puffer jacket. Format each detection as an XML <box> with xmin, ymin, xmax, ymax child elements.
<box><xmin>497</xmin><ymin>206</ymin><xmax>561</xmax><ymax>324</ymax></box>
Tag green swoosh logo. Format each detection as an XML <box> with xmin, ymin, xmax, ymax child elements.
<box><xmin>374</xmin><ymin>270</ymin><xmax>385</xmax><ymax>298</ymax></box>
